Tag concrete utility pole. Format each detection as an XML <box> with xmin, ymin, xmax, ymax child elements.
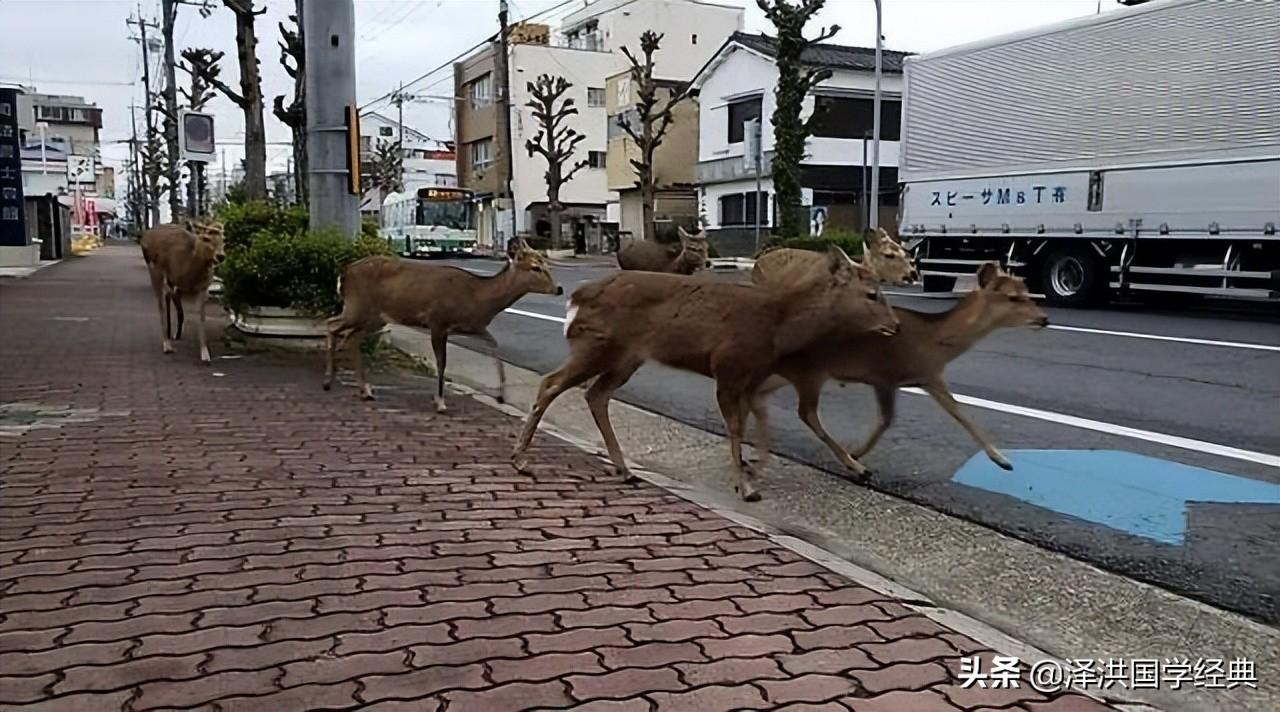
<box><xmin>161</xmin><ymin>0</ymin><xmax>182</xmax><ymax>220</ymax></box>
<box><xmin>494</xmin><ymin>0</ymin><xmax>518</xmax><ymax>248</ymax></box>
<box><xmin>869</xmin><ymin>0</ymin><xmax>883</xmax><ymax>231</ymax></box>
<box><xmin>127</xmin><ymin>6</ymin><xmax>161</xmax><ymax>227</ymax></box>
<box><xmin>304</xmin><ymin>0</ymin><xmax>360</xmax><ymax>236</ymax></box>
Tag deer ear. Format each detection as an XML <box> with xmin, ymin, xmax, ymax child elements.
<box><xmin>826</xmin><ymin>245</ymin><xmax>852</xmax><ymax>273</ymax></box>
<box><xmin>976</xmin><ymin>262</ymin><xmax>1001</xmax><ymax>288</ymax></box>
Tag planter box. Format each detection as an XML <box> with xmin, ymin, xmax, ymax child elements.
<box><xmin>230</xmin><ymin>306</ymin><xmax>327</xmax><ymax>337</ymax></box>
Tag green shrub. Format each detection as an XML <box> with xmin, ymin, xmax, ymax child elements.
<box><xmin>219</xmin><ymin>229</ymin><xmax>390</xmax><ymax>318</ymax></box>
<box><xmin>216</xmin><ymin>201</ymin><xmax>308</xmax><ymax>252</ymax></box>
<box><xmin>764</xmin><ymin>227</ymin><xmax>864</xmax><ymax>259</ymax></box>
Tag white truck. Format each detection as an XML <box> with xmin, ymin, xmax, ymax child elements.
<box><xmin>898</xmin><ymin>0</ymin><xmax>1280</xmax><ymax>306</ymax></box>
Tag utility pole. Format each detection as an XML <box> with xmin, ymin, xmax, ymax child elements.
<box><xmin>304</xmin><ymin>0</ymin><xmax>360</xmax><ymax>236</ymax></box>
<box><xmin>127</xmin><ymin>5</ymin><xmax>161</xmax><ymax>227</ymax></box>
<box><xmin>868</xmin><ymin>0</ymin><xmax>883</xmax><ymax>231</ymax></box>
<box><xmin>129</xmin><ymin>105</ymin><xmax>142</xmax><ymax>234</ymax></box>
<box><xmin>392</xmin><ymin>82</ymin><xmax>406</xmax><ymax>190</ymax></box>
<box><xmin>494</xmin><ymin>0</ymin><xmax>517</xmax><ymax>249</ymax></box>
<box><xmin>161</xmin><ymin>0</ymin><xmax>182</xmax><ymax>220</ymax></box>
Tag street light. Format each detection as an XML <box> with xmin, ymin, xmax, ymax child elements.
<box><xmin>36</xmin><ymin>121</ymin><xmax>48</xmax><ymax>174</ymax></box>
<box><xmin>869</xmin><ymin>0</ymin><xmax>883</xmax><ymax>231</ymax></box>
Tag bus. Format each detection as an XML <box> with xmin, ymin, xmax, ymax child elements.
<box><xmin>380</xmin><ymin>186</ymin><xmax>477</xmax><ymax>258</ymax></box>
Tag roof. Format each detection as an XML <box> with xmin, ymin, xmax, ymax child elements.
<box><xmin>729</xmin><ymin>32</ymin><xmax>910</xmax><ymax>74</ymax></box>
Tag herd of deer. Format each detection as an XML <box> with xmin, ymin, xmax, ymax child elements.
<box><xmin>140</xmin><ymin>222</ymin><xmax>1047</xmax><ymax>502</ymax></box>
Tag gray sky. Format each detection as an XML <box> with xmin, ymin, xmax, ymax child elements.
<box><xmin>0</xmin><ymin>0</ymin><xmax>1119</xmax><ymax>181</ymax></box>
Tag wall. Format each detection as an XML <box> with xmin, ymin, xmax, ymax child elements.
<box><xmin>561</xmin><ymin>0</ymin><xmax>743</xmax><ymax>79</ymax></box>
<box><xmin>606</xmin><ymin>73</ymin><xmax>702</xmax><ymax>193</ymax></box>
<box><xmin>510</xmin><ymin>44</ymin><xmax>613</xmax><ymax>232</ymax></box>
<box><xmin>453</xmin><ymin>46</ymin><xmax>505</xmax><ymax>195</ymax></box>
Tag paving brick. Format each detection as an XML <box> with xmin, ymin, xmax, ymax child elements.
<box><xmin>527</xmin><ymin>627</ymin><xmax>631</xmax><ymax>654</ymax></box>
<box><xmin>265</xmin><ymin>611</ymin><xmax>382</xmax><ymax>642</ymax></box>
<box><xmin>133</xmin><ymin>669</ymin><xmax>278</xmax><ymax>710</ymax></box>
<box><xmin>359</xmin><ymin>663</ymin><xmax>488</xmax><ymax>703</ymax></box>
<box><xmin>282</xmin><ymin>650</ymin><xmax>411</xmax><ymax>687</ymax></box>
<box><xmin>675</xmin><ymin>656</ymin><xmax>788</xmax><ymax>686</ymax></box>
<box><xmin>334</xmin><ymin>624</ymin><xmax>451</xmax><ymax>655</ymax></box>
<box><xmin>0</xmin><ymin>689</ymin><xmax>135</xmax><ymax>712</ymax></box>
<box><xmin>720</xmin><ymin>612</ymin><xmax>810</xmax><ymax>635</ymax></box>
<box><xmin>0</xmin><ymin>672</ymin><xmax>58</xmax><ymax>704</ymax></box>
<box><xmin>383</xmin><ymin>601</ymin><xmax>488</xmax><ymax>626</ymax></box>
<box><xmin>199</xmin><ymin>600</ymin><xmax>314</xmax><ymax>628</ymax></box>
<box><xmin>207</xmin><ymin>681</ymin><xmax>361</xmax><ymax>712</ymax></box>
<box><xmin>567</xmin><ymin>667</ymin><xmax>685</xmax><ymax>701</ymax></box>
<box><xmin>803</xmin><ymin>604</ymin><xmax>895</xmax><ymax>627</ymax></box>
<box><xmin>559</xmin><ymin>606</ymin><xmax>654</xmax><ymax>628</ymax></box>
<box><xmin>0</xmin><ymin>640</ymin><xmax>132</xmax><ymax>677</ymax></box>
<box><xmin>490</xmin><ymin>651</ymin><xmax>605</xmax><ymax>683</ymax></box>
<box><xmin>492</xmin><ymin>592</ymin><xmax>589</xmax><ymax>615</ymax></box>
<box><xmin>206</xmin><ymin>637</ymin><xmax>335</xmax><ymax>674</ymax></box>
<box><xmin>936</xmin><ymin>682</ymin><xmax>1047</xmax><ymax>709</ymax></box>
<box><xmin>844</xmin><ymin>690</ymin><xmax>958</xmax><ymax>712</ymax></box>
<box><xmin>626</xmin><ymin>619</ymin><xmax>725</xmax><ymax>642</ymax></box>
<box><xmin>598</xmin><ymin>641</ymin><xmax>705</xmax><ymax>669</ymax></box>
<box><xmin>794</xmin><ymin>625</ymin><xmax>885</xmax><ymax>652</ymax></box>
<box><xmin>63</xmin><ymin>612</ymin><xmax>197</xmax><ymax>645</ymax></box>
<box><xmin>860</xmin><ymin>636</ymin><xmax>958</xmax><ymax>665</ymax></box>
<box><xmin>867</xmin><ymin>616</ymin><xmax>954</xmax><ymax>641</ymax></box>
<box><xmin>410</xmin><ymin>637</ymin><xmax>525</xmax><ymax>667</ymax></box>
<box><xmin>759</xmin><ymin>674</ymin><xmax>859</xmax><ymax>705</ymax></box>
<box><xmin>778</xmin><ymin>647</ymin><xmax>877</xmax><ymax>675</ymax></box>
<box><xmin>443</xmin><ymin>680</ymin><xmax>575</xmax><ymax>711</ymax></box>
<box><xmin>453</xmin><ymin>612</ymin><xmax>559</xmax><ymax>639</ymax></box>
<box><xmin>1024</xmin><ymin>694</ymin><xmax>1119</xmax><ymax>711</ymax></box>
<box><xmin>850</xmin><ymin>661</ymin><xmax>949</xmax><ymax>694</ymax></box>
<box><xmin>698</xmin><ymin>633</ymin><xmax>793</xmax><ymax>659</ymax></box>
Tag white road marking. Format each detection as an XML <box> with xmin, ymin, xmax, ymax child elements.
<box><xmin>500</xmin><ymin>306</ymin><xmax>1279</xmax><ymax>468</ymax></box>
<box><xmin>1043</xmin><ymin>324</ymin><xmax>1280</xmax><ymax>352</ymax></box>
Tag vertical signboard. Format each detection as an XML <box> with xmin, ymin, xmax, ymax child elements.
<box><xmin>0</xmin><ymin>88</ymin><xmax>26</xmax><ymax>247</ymax></box>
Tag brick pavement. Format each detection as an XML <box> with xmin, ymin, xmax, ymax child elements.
<box><xmin>0</xmin><ymin>245</ymin><xmax>1118</xmax><ymax>711</ymax></box>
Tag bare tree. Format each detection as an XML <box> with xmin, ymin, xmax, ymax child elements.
<box><xmin>617</xmin><ymin>31</ymin><xmax>698</xmax><ymax>242</ymax></box>
<box><xmin>524</xmin><ymin>74</ymin><xmax>588</xmax><ymax>251</ymax></box>
<box><xmin>368</xmin><ymin>141</ymin><xmax>404</xmax><ymax>198</ymax></box>
<box><xmin>272</xmin><ymin>0</ymin><xmax>306</xmax><ymax>207</ymax></box>
<box><xmin>757</xmin><ymin>0</ymin><xmax>839</xmax><ymax>238</ymax></box>
<box><xmin>184</xmin><ymin>0</ymin><xmax>268</xmax><ymax>201</ymax></box>
<box><xmin>179</xmin><ymin>48</ymin><xmax>217</xmax><ymax>215</ymax></box>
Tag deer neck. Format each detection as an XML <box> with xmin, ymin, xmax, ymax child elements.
<box><xmin>925</xmin><ymin>291</ymin><xmax>996</xmax><ymax>359</ymax></box>
<box><xmin>474</xmin><ymin>263</ymin><xmax>531</xmax><ymax>316</ymax></box>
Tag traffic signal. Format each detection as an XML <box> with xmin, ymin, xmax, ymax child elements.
<box><xmin>180</xmin><ymin>111</ymin><xmax>216</xmax><ymax>163</ymax></box>
<box><xmin>345</xmin><ymin>105</ymin><xmax>361</xmax><ymax>195</ymax></box>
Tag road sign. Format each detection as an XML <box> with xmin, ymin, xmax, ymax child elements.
<box><xmin>180</xmin><ymin>110</ymin><xmax>216</xmax><ymax>163</ymax></box>
<box><xmin>66</xmin><ymin>155</ymin><xmax>95</xmax><ymax>184</ymax></box>
<box><xmin>953</xmin><ymin>449</ymin><xmax>1280</xmax><ymax>545</ymax></box>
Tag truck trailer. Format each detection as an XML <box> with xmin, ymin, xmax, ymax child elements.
<box><xmin>898</xmin><ymin>0</ymin><xmax>1280</xmax><ymax>306</ymax></box>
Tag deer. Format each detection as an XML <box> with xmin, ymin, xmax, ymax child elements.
<box><xmin>752</xmin><ymin>228</ymin><xmax>919</xmax><ymax>288</ymax></box>
<box><xmin>511</xmin><ymin>245</ymin><xmax>899</xmax><ymax>502</ymax></box>
<box><xmin>140</xmin><ymin>218</ymin><xmax>226</xmax><ymax>364</ymax></box>
<box><xmin>616</xmin><ymin>226</ymin><xmax>709</xmax><ymax>274</ymax></box>
<box><xmin>745</xmin><ymin>262</ymin><xmax>1049</xmax><ymax>477</ymax></box>
<box><xmin>323</xmin><ymin>240</ymin><xmax>562</xmax><ymax>413</ymax></box>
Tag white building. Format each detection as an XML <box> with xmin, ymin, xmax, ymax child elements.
<box><xmin>455</xmin><ymin>0</ymin><xmax>742</xmax><ymax>252</ymax></box>
<box><xmin>359</xmin><ymin>111</ymin><xmax>458</xmax><ymax>214</ymax></box>
<box><xmin>689</xmin><ymin>32</ymin><xmax>909</xmax><ymax>255</ymax></box>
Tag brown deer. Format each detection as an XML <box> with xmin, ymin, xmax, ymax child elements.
<box><xmin>752</xmin><ymin>228</ymin><xmax>919</xmax><ymax>287</ymax></box>
<box><xmin>616</xmin><ymin>226</ymin><xmax>709</xmax><ymax>274</ymax></box>
<box><xmin>747</xmin><ymin>263</ymin><xmax>1048</xmax><ymax>476</ymax></box>
<box><xmin>323</xmin><ymin>240</ymin><xmax>562</xmax><ymax>412</ymax></box>
<box><xmin>140</xmin><ymin>219</ymin><xmax>226</xmax><ymax>364</ymax></box>
<box><xmin>511</xmin><ymin>246</ymin><xmax>899</xmax><ymax>502</ymax></box>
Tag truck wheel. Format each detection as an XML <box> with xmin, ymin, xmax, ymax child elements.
<box><xmin>921</xmin><ymin>275</ymin><xmax>956</xmax><ymax>293</ymax></box>
<box><xmin>1040</xmin><ymin>247</ymin><xmax>1103</xmax><ymax>307</ymax></box>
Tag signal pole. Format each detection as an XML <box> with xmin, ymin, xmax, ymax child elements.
<box><xmin>127</xmin><ymin>5</ymin><xmax>161</xmax><ymax>227</ymax></box>
<box><xmin>161</xmin><ymin>0</ymin><xmax>182</xmax><ymax>219</ymax></box>
<box><xmin>494</xmin><ymin>0</ymin><xmax>517</xmax><ymax>249</ymax></box>
<box><xmin>304</xmin><ymin>0</ymin><xmax>360</xmax><ymax>236</ymax></box>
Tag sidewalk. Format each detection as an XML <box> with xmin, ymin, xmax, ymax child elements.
<box><xmin>0</xmin><ymin>245</ymin><xmax>1115</xmax><ymax>711</ymax></box>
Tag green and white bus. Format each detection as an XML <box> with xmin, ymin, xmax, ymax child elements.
<box><xmin>380</xmin><ymin>186</ymin><xmax>477</xmax><ymax>258</ymax></box>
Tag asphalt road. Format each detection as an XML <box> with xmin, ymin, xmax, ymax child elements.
<box><xmin>444</xmin><ymin>256</ymin><xmax>1280</xmax><ymax>624</ymax></box>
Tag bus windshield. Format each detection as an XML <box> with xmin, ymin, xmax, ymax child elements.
<box><xmin>417</xmin><ymin>200</ymin><xmax>470</xmax><ymax>230</ymax></box>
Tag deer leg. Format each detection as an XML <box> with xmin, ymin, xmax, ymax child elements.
<box><xmin>476</xmin><ymin>329</ymin><xmax>507</xmax><ymax>404</ymax></box>
<box><xmin>716</xmin><ymin>386</ymin><xmax>761</xmax><ymax>502</ymax></box>
<box><xmin>195</xmin><ymin>289</ymin><xmax>210</xmax><ymax>364</ymax></box>
<box><xmin>352</xmin><ymin>328</ymin><xmax>375</xmax><ymax>401</ymax></box>
<box><xmin>172</xmin><ymin>289</ymin><xmax>185</xmax><ymax>342</ymax></box>
<box><xmin>851</xmin><ymin>385</ymin><xmax>897</xmax><ymax>459</ymax></box>
<box><xmin>585</xmin><ymin>360</ymin><xmax>642</xmax><ymax>483</ymax></box>
<box><xmin>923</xmin><ymin>380</ymin><xmax>1012</xmax><ymax>470</ymax></box>
<box><xmin>512</xmin><ymin>352</ymin><xmax>605</xmax><ymax>473</ymax></box>
<box><xmin>431</xmin><ymin>330</ymin><xmax>450</xmax><ymax>413</ymax></box>
<box><xmin>796</xmin><ymin>379</ymin><xmax>872</xmax><ymax>479</ymax></box>
<box><xmin>323</xmin><ymin>313</ymin><xmax>357</xmax><ymax>391</ymax></box>
<box><xmin>746</xmin><ymin>392</ymin><xmax>772</xmax><ymax>471</ymax></box>
<box><xmin>149</xmin><ymin>268</ymin><xmax>174</xmax><ymax>354</ymax></box>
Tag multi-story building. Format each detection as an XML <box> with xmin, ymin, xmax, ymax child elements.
<box><xmin>454</xmin><ymin>0</ymin><xmax>741</xmax><ymax>253</ymax></box>
<box><xmin>690</xmin><ymin>32</ymin><xmax>909</xmax><ymax>256</ymax></box>
<box><xmin>19</xmin><ymin>93</ymin><xmax>102</xmax><ymax>158</ymax></box>
<box><xmin>359</xmin><ymin>111</ymin><xmax>458</xmax><ymax>216</ymax></box>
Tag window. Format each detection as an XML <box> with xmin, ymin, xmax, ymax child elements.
<box><xmin>468</xmin><ymin>74</ymin><xmax>493</xmax><ymax>109</ymax></box>
<box><xmin>718</xmin><ymin>191</ymin><xmax>767</xmax><ymax>226</ymax></box>
<box><xmin>588</xmin><ymin>151</ymin><xmax>606</xmax><ymax>168</ymax></box>
<box><xmin>378</xmin><ymin>126</ymin><xmax>394</xmax><ymax>137</ymax></box>
<box><xmin>809</xmin><ymin>96</ymin><xmax>901</xmax><ymax>140</ymax></box>
<box><xmin>727</xmin><ymin>97</ymin><xmax>762</xmax><ymax>144</ymax></box>
<box><xmin>436</xmin><ymin>173</ymin><xmax>457</xmax><ymax>187</ymax></box>
<box><xmin>587</xmin><ymin>88</ymin><xmax>606</xmax><ymax>108</ymax></box>
<box><xmin>469</xmin><ymin>139</ymin><xmax>492</xmax><ymax>169</ymax></box>
<box><xmin>691</xmin><ymin>34</ymin><xmax>698</xmax><ymax>45</ymax></box>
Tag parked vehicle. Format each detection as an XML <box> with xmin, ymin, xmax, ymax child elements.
<box><xmin>380</xmin><ymin>186</ymin><xmax>477</xmax><ymax>258</ymax></box>
<box><xmin>898</xmin><ymin>0</ymin><xmax>1279</xmax><ymax>306</ymax></box>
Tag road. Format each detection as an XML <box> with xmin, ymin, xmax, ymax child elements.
<box><xmin>445</xmin><ymin>256</ymin><xmax>1280</xmax><ymax>624</ymax></box>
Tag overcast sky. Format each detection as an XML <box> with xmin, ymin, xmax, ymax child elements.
<box><xmin>0</xmin><ymin>0</ymin><xmax>1118</xmax><ymax>181</ymax></box>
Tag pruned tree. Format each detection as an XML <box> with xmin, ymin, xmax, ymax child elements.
<box><xmin>757</xmin><ymin>0</ymin><xmax>839</xmax><ymax>238</ymax></box>
<box><xmin>183</xmin><ymin>0</ymin><xmax>268</xmax><ymax>201</ymax></box>
<box><xmin>140</xmin><ymin>131</ymin><xmax>165</xmax><ymax>227</ymax></box>
<box><xmin>368</xmin><ymin>140</ymin><xmax>404</xmax><ymax>197</ymax></box>
<box><xmin>525</xmin><ymin>74</ymin><xmax>588</xmax><ymax>251</ymax></box>
<box><xmin>272</xmin><ymin>0</ymin><xmax>306</xmax><ymax>207</ymax></box>
<box><xmin>179</xmin><ymin>47</ymin><xmax>217</xmax><ymax>216</ymax></box>
<box><xmin>617</xmin><ymin>31</ymin><xmax>698</xmax><ymax>243</ymax></box>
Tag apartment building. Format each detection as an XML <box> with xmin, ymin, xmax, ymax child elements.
<box><xmin>454</xmin><ymin>0</ymin><xmax>741</xmax><ymax>253</ymax></box>
<box><xmin>690</xmin><ymin>32</ymin><xmax>909</xmax><ymax>256</ymax></box>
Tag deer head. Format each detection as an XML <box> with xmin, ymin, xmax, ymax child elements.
<box><xmin>970</xmin><ymin>263</ymin><xmax>1049</xmax><ymax>331</ymax></box>
<box><xmin>676</xmin><ymin>226</ymin><xmax>710</xmax><ymax>272</ymax></box>
<box><xmin>508</xmin><ymin>239</ymin><xmax>563</xmax><ymax>295</ymax></box>
<box><xmin>817</xmin><ymin>244</ymin><xmax>899</xmax><ymax>338</ymax></box>
<box><xmin>862</xmin><ymin>228</ymin><xmax>917</xmax><ymax>286</ymax></box>
<box><xmin>186</xmin><ymin>218</ymin><xmax>226</xmax><ymax>265</ymax></box>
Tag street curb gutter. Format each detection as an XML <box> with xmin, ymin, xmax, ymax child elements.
<box><xmin>374</xmin><ymin>328</ymin><xmax>1280</xmax><ymax>712</ymax></box>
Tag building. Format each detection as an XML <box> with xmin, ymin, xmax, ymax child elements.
<box><xmin>605</xmin><ymin>70</ymin><xmax>701</xmax><ymax>243</ymax></box>
<box><xmin>13</xmin><ymin>90</ymin><xmax>113</xmax><ymax>240</ymax></box>
<box><xmin>454</xmin><ymin>0</ymin><xmax>741</xmax><ymax>252</ymax></box>
<box><xmin>359</xmin><ymin>111</ymin><xmax>457</xmax><ymax>216</ymax></box>
<box><xmin>17</xmin><ymin>92</ymin><xmax>103</xmax><ymax>158</ymax></box>
<box><xmin>689</xmin><ymin>32</ymin><xmax>909</xmax><ymax>256</ymax></box>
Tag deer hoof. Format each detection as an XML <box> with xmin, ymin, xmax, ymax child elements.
<box><xmin>993</xmin><ymin>455</ymin><xmax>1014</xmax><ymax>471</ymax></box>
<box><xmin>162</xmin><ymin>343</ymin><xmax>174</xmax><ymax>354</ymax></box>
<box><xmin>435</xmin><ymin>400</ymin><xmax>448</xmax><ymax>413</ymax></box>
<box><xmin>511</xmin><ymin>452</ymin><xmax>531</xmax><ymax>473</ymax></box>
<box><xmin>736</xmin><ymin>483</ymin><xmax>762</xmax><ymax>502</ymax></box>
<box><xmin>359</xmin><ymin>388</ymin><xmax>376</xmax><ymax>401</ymax></box>
<box><xmin>322</xmin><ymin>381</ymin><xmax>332</xmax><ymax>391</ymax></box>
<box><xmin>622</xmin><ymin>472</ymin><xmax>641</xmax><ymax>484</ymax></box>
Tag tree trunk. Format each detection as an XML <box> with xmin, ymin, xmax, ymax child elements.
<box><xmin>641</xmin><ymin>181</ymin><xmax>656</xmax><ymax>242</ymax></box>
<box><xmin>549</xmin><ymin>196</ymin><xmax>562</xmax><ymax>252</ymax></box>
<box><xmin>233</xmin><ymin>4</ymin><xmax>268</xmax><ymax>201</ymax></box>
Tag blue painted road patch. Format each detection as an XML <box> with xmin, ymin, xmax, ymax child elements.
<box><xmin>952</xmin><ymin>449</ymin><xmax>1280</xmax><ymax>545</ymax></box>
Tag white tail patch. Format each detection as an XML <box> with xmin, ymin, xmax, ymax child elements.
<box><xmin>336</xmin><ymin>275</ymin><xmax>343</xmax><ymax>297</ymax></box>
<box><xmin>564</xmin><ymin>303</ymin><xmax>579</xmax><ymax>337</ymax></box>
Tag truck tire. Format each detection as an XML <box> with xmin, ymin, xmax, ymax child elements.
<box><xmin>1040</xmin><ymin>247</ymin><xmax>1104</xmax><ymax>307</ymax></box>
<box><xmin>921</xmin><ymin>275</ymin><xmax>956</xmax><ymax>293</ymax></box>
